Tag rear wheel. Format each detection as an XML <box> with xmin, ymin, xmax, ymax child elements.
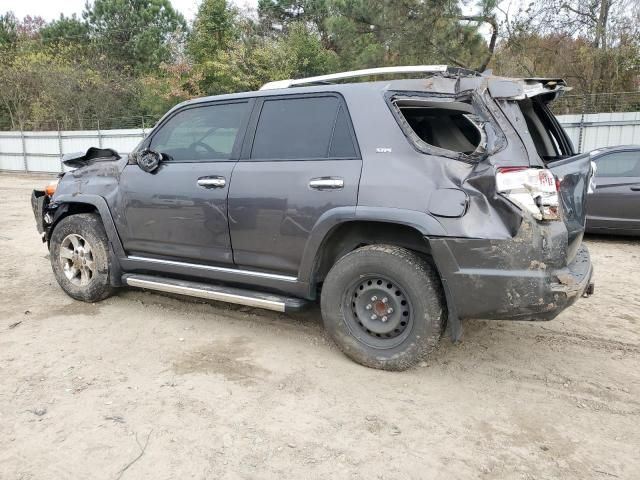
<box><xmin>49</xmin><ymin>213</ymin><xmax>115</xmax><ymax>302</ymax></box>
<box><xmin>321</xmin><ymin>244</ymin><xmax>445</xmax><ymax>370</ymax></box>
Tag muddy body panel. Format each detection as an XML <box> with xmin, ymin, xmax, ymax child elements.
<box><xmin>430</xmin><ymin>231</ymin><xmax>592</xmax><ymax>321</ymax></box>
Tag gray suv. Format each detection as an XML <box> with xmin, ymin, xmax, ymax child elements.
<box><xmin>32</xmin><ymin>66</ymin><xmax>595</xmax><ymax>370</ymax></box>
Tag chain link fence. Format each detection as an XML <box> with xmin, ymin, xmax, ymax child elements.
<box><xmin>0</xmin><ymin>115</ymin><xmax>162</xmax><ymax>133</ymax></box>
<box><xmin>551</xmin><ymin>92</ymin><xmax>640</xmax><ymax>153</ymax></box>
<box><xmin>551</xmin><ymin>92</ymin><xmax>640</xmax><ymax>115</ymax></box>
<box><xmin>1</xmin><ymin>92</ymin><xmax>638</xmax><ymax>132</ymax></box>
<box><xmin>1</xmin><ymin>92</ymin><xmax>639</xmax><ymax>172</ymax></box>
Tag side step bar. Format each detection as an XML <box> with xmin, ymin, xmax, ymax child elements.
<box><xmin>122</xmin><ymin>274</ymin><xmax>308</xmax><ymax>313</ymax></box>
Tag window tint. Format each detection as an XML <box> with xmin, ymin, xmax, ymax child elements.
<box><xmin>151</xmin><ymin>102</ymin><xmax>248</xmax><ymax>161</ymax></box>
<box><xmin>517</xmin><ymin>98</ymin><xmax>573</xmax><ymax>161</ymax></box>
<box><xmin>329</xmin><ymin>106</ymin><xmax>357</xmax><ymax>158</ymax></box>
<box><xmin>596</xmin><ymin>151</ymin><xmax>640</xmax><ymax>177</ymax></box>
<box><xmin>252</xmin><ymin>96</ymin><xmax>354</xmax><ymax>159</ymax></box>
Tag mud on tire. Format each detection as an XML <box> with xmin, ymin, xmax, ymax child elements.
<box><xmin>49</xmin><ymin>213</ymin><xmax>115</xmax><ymax>302</ymax></box>
<box><xmin>320</xmin><ymin>244</ymin><xmax>445</xmax><ymax>371</ymax></box>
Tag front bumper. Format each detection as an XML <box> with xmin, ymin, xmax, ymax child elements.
<box><xmin>31</xmin><ymin>189</ymin><xmax>49</xmax><ymax>240</ymax></box>
<box><xmin>431</xmin><ymin>238</ymin><xmax>594</xmax><ymax>321</ymax></box>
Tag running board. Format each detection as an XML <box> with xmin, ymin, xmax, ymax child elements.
<box><xmin>122</xmin><ymin>274</ymin><xmax>308</xmax><ymax>312</ymax></box>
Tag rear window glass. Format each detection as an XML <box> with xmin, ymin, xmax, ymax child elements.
<box><xmin>516</xmin><ymin>98</ymin><xmax>573</xmax><ymax>161</ymax></box>
<box><xmin>596</xmin><ymin>151</ymin><xmax>640</xmax><ymax>177</ymax></box>
<box><xmin>251</xmin><ymin>96</ymin><xmax>356</xmax><ymax>160</ymax></box>
<box><xmin>394</xmin><ymin>99</ymin><xmax>483</xmax><ymax>155</ymax></box>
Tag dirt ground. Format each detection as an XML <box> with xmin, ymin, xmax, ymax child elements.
<box><xmin>0</xmin><ymin>172</ymin><xmax>638</xmax><ymax>480</ymax></box>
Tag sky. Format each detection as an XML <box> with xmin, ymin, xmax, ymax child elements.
<box><xmin>1</xmin><ymin>0</ymin><xmax>259</xmax><ymax>22</ymax></box>
<box><xmin>1</xmin><ymin>0</ymin><xmax>495</xmax><ymax>41</ymax></box>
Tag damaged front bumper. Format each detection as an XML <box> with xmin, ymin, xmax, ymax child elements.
<box><xmin>31</xmin><ymin>189</ymin><xmax>50</xmax><ymax>241</ymax></box>
<box><xmin>431</xmin><ymin>238</ymin><xmax>594</xmax><ymax>322</ymax></box>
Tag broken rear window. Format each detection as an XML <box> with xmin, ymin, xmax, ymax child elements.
<box><xmin>515</xmin><ymin>98</ymin><xmax>575</xmax><ymax>162</ymax></box>
<box><xmin>388</xmin><ymin>95</ymin><xmax>492</xmax><ymax>161</ymax></box>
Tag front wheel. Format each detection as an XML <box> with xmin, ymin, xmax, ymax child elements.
<box><xmin>321</xmin><ymin>245</ymin><xmax>445</xmax><ymax>370</ymax></box>
<box><xmin>49</xmin><ymin>213</ymin><xmax>115</xmax><ymax>302</ymax></box>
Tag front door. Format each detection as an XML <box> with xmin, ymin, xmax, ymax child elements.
<box><xmin>117</xmin><ymin>100</ymin><xmax>252</xmax><ymax>264</ymax></box>
<box><xmin>228</xmin><ymin>94</ymin><xmax>362</xmax><ymax>275</ymax></box>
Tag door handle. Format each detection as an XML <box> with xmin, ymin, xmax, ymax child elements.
<box><xmin>197</xmin><ymin>176</ymin><xmax>226</xmax><ymax>189</ymax></box>
<box><xmin>309</xmin><ymin>177</ymin><xmax>344</xmax><ymax>190</ymax></box>
<box><xmin>630</xmin><ymin>186</ymin><xmax>640</xmax><ymax>191</ymax></box>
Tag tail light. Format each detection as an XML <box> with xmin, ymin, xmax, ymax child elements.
<box><xmin>496</xmin><ymin>167</ymin><xmax>560</xmax><ymax>221</ymax></box>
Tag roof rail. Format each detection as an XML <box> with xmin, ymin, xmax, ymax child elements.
<box><xmin>260</xmin><ymin>65</ymin><xmax>448</xmax><ymax>90</ymax></box>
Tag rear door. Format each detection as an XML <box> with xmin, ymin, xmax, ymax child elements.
<box><xmin>228</xmin><ymin>93</ymin><xmax>361</xmax><ymax>275</ymax></box>
<box><xmin>117</xmin><ymin>100</ymin><xmax>252</xmax><ymax>264</ymax></box>
<box><xmin>587</xmin><ymin>149</ymin><xmax>640</xmax><ymax>233</ymax></box>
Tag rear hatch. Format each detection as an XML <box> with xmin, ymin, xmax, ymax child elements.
<box><xmin>492</xmin><ymin>80</ymin><xmax>594</xmax><ymax>262</ymax></box>
<box><xmin>548</xmin><ymin>152</ymin><xmax>593</xmax><ymax>260</ymax></box>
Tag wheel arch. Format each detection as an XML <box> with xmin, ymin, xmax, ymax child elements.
<box><xmin>47</xmin><ymin>194</ymin><xmax>125</xmax><ymax>287</ymax></box>
<box><xmin>313</xmin><ymin>221</ymin><xmax>432</xmax><ymax>282</ymax></box>
<box><xmin>299</xmin><ymin>207</ymin><xmax>447</xmax><ymax>296</ymax></box>
<box><xmin>48</xmin><ymin>194</ymin><xmax>125</xmax><ymax>256</ymax></box>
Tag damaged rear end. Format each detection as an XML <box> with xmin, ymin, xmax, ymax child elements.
<box><xmin>423</xmin><ymin>76</ymin><xmax>595</xmax><ymax>321</ymax></box>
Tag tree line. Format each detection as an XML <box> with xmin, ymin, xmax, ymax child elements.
<box><xmin>0</xmin><ymin>0</ymin><xmax>638</xmax><ymax>130</ymax></box>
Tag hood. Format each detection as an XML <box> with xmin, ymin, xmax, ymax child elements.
<box><xmin>62</xmin><ymin>147</ymin><xmax>121</xmax><ymax>168</ymax></box>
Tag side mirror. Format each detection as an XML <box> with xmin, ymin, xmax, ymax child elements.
<box><xmin>133</xmin><ymin>149</ymin><xmax>163</xmax><ymax>173</ymax></box>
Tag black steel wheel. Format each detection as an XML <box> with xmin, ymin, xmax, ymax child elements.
<box><xmin>345</xmin><ymin>275</ymin><xmax>413</xmax><ymax>349</ymax></box>
<box><xmin>321</xmin><ymin>244</ymin><xmax>445</xmax><ymax>370</ymax></box>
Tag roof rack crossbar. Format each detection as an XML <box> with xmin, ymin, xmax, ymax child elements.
<box><xmin>260</xmin><ymin>65</ymin><xmax>448</xmax><ymax>90</ymax></box>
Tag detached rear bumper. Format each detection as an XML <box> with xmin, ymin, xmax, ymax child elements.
<box><xmin>431</xmin><ymin>238</ymin><xmax>593</xmax><ymax>321</ymax></box>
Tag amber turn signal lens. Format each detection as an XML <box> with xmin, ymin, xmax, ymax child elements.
<box><xmin>44</xmin><ymin>179</ymin><xmax>59</xmax><ymax>197</ymax></box>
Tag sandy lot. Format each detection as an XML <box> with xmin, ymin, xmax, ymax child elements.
<box><xmin>0</xmin><ymin>172</ymin><xmax>639</xmax><ymax>480</ymax></box>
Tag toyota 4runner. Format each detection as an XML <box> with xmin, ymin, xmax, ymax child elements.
<box><xmin>32</xmin><ymin>66</ymin><xmax>595</xmax><ymax>370</ymax></box>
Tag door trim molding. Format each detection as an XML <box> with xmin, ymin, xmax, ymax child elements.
<box><xmin>127</xmin><ymin>255</ymin><xmax>298</xmax><ymax>282</ymax></box>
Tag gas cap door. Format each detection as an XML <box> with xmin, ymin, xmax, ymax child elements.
<box><xmin>428</xmin><ymin>188</ymin><xmax>469</xmax><ymax>218</ymax></box>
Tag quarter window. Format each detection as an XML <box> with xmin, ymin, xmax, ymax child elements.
<box><xmin>150</xmin><ymin>102</ymin><xmax>249</xmax><ymax>161</ymax></box>
<box><xmin>390</xmin><ymin>96</ymin><xmax>486</xmax><ymax>158</ymax></box>
<box><xmin>596</xmin><ymin>151</ymin><xmax>640</xmax><ymax>177</ymax></box>
<box><xmin>251</xmin><ymin>96</ymin><xmax>357</xmax><ymax>160</ymax></box>
<box><xmin>329</xmin><ymin>106</ymin><xmax>357</xmax><ymax>158</ymax></box>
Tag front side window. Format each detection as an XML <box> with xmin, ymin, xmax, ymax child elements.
<box><xmin>251</xmin><ymin>96</ymin><xmax>357</xmax><ymax>160</ymax></box>
<box><xmin>151</xmin><ymin>102</ymin><xmax>249</xmax><ymax>161</ymax></box>
<box><xmin>596</xmin><ymin>151</ymin><xmax>640</xmax><ymax>177</ymax></box>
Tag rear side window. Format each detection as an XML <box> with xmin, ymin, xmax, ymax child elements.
<box><xmin>596</xmin><ymin>151</ymin><xmax>640</xmax><ymax>177</ymax></box>
<box><xmin>390</xmin><ymin>96</ymin><xmax>489</xmax><ymax>160</ymax></box>
<box><xmin>151</xmin><ymin>102</ymin><xmax>249</xmax><ymax>161</ymax></box>
<box><xmin>329</xmin><ymin>106</ymin><xmax>357</xmax><ymax>158</ymax></box>
<box><xmin>251</xmin><ymin>96</ymin><xmax>357</xmax><ymax>160</ymax></box>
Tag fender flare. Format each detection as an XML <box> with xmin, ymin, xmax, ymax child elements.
<box><xmin>297</xmin><ymin>205</ymin><xmax>447</xmax><ymax>287</ymax></box>
<box><xmin>49</xmin><ymin>194</ymin><xmax>126</xmax><ymax>259</ymax></box>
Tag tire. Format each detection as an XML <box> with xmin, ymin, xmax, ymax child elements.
<box><xmin>49</xmin><ymin>213</ymin><xmax>115</xmax><ymax>302</ymax></box>
<box><xmin>321</xmin><ymin>244</ymin><xmax>445</xmax><ymax>370</ymax></box>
